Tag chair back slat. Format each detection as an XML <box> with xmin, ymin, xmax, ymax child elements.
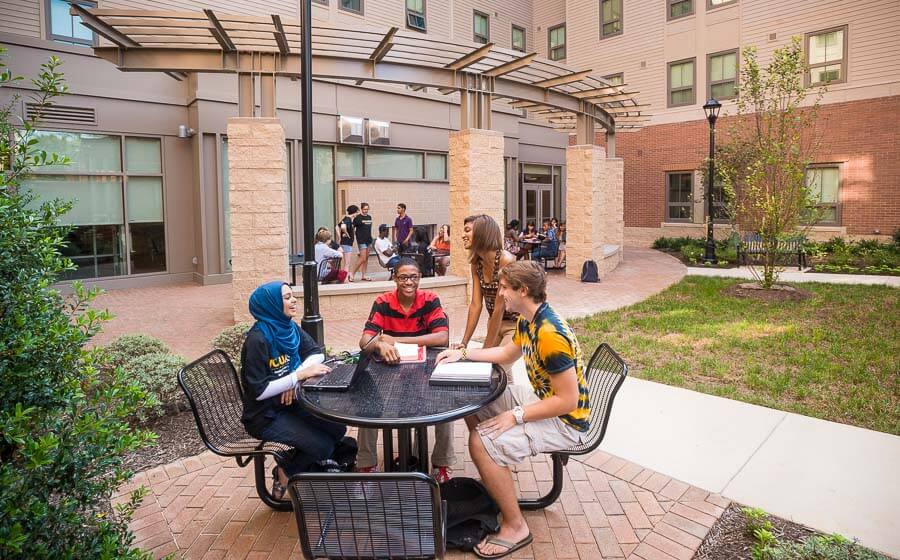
<box><xmin>178</xmin><ymin>349</ymin><xmax>261</xmax><ymax>456</ymax></box>
<box><xmin>566</xmin><ymin>343</ymin><xmax>627</xmax><ymax>456</ymax></box>
<box><xmin>289</xmin><ymin>472</ymin><xmax>444</xmax><ymax>560</ymax></box>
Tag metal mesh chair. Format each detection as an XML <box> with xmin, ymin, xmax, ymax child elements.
<box><xmin>519</xmin><ymin>343</ymin><xmax>627</xmax><ymax>510</ymax></box>
<box><xmin>178</xmin><ymin>349</ymin><xmax>293</xmax><ymax>511</ymax></box>
<box><xmin>289</xmin><ymin>472</ymin><xmax>446</xmax><ymax>559</ymax></box>
<box><xmin>318</xmin><ymin>256</ymin><xmax>344</xmax><ymax>283</ymax></box>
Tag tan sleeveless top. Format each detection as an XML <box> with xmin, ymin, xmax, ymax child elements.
<box><xmin>477</xmin><ymin>250</ymin><xmax>517</xmax><ymax>322</ymax></box>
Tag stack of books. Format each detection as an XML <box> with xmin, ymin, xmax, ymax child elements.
<box><xmin>395</xmin><ymin>342</ymin><xmax>426</xmax><ymax>364</ymax></box>
<box><xmin>429</xmin><ymin>361</ymin><xmax>493</xmax><ymax>386</ymax></box>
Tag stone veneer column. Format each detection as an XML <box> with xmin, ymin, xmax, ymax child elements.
<box><xmin>448</xmin><ymin>128</ymin><xmax>506</xmax><ymax>278</ymax></box>
<box><xmin>565</xmin><ymin>145</ymin><xmax>625</xmax><ymax>281</ymax></box>
<box><xmin>227</xmin><ymin>117</ymin><xmax>289</xmax><ymax>323</ymax></box>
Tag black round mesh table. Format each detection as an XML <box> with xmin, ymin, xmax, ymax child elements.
<box><xmin>299</xmin><ymin>348</ymin><xmax>507</xmax><ymax>474</ymax></box>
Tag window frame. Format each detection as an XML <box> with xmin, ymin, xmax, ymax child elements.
<box><xmin>45</xmin><ymin>0</ymin><xmax>98</xmax><ymax>47</ymax></box>
<box><xmin>707</xmin><ymin>49</ymin><xmax>739</xmax><ymax>101</ymax></box>
<box><xmin>805</xmin><ymin>164</ymin><xmax>842</xmax><ymax>225</ymax></box>
<box><xmin>547</xmin><ymin>24</ymin><xmax>566</xmax><ymax>61</ymax></box>
<box><xmin>312</xmin><ymin>0</ymin><xmax>328</xmax><ymax>5</ymax></box>
<box><xmin>805</xmin><ymin>25</ymin><xmax>848</xmax><ymax>87</ymax></box>
<box><xmin>511</xmin><ymin>24</ymin><xmax>527</xmax><ymax>52</ymax></box>
<box><xmin>600</xmin><ymin>0</ymin><xmax>623</xmax><ymax>39</ymax></box>
<box><xmin>707</xmin><ymin>0</ymin><xmax>738</xmax><ymax>10</ymax></box>
<box><xmin>603</xmin><ymin>72</ymin><xmax>624</xmax><ymax>86</ymax></box>
<box><xmin>338</xmin><ymin>0</ymin><xmax>364</xmax><ymax>16</ymax></box>
<box><xmin>667</xmin><ymin>0</ymin><xmax>694</xmax><ymax>21</ymax></box>
<box><xmin>473</xmin><ymin>10</ymin><xmax>490</xmax><ymax>44</ymax></box>
<box><xmin>667</xmin><ymin>57</ymin><xmax>696</xmax><ymax>108</ymax></box>
<box><xmin>405</xmin><ymin>0</ymin><xmax>426</xmax><ymax>32</ymax></box>
<box><xmin>666</xmin><ymin>171</ymin><xmax>694</xmax><ymax>223</ymax></box>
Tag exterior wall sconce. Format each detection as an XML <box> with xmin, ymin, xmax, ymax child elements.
<box><xmin>177</xmin><ymin>125</ymin><xmax>196</xmax><ymax>138</ymax></box>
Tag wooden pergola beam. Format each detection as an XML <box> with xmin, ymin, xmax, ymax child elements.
<box><xmin>370</xmin><ymin>26</ymin><xmax>398</xmax><ymax>63</ymax></box>
<box><xmin>271</xmin><ymin>15</ymin><xmax>290</xmax><ymax>55</ymax></box>
<box><xmin>483</xmin><ymin>52</ymin><xmax>536</xmax><ymax>77</ymax></box>
<box><xmin>203</xmin><ymin>9</ymin><xmax>236</xmax><ymax>52</ymax></box>
<box><xmin>532</xmin><ymin>69</ymin><xmax>593</xmax><ymax>89</ymax></box>
<box><xmin>445</xmin><ymin>43</ymin><xmax>493</xmax><ymax>71</ymax></box>
<box><xmin>69</xmin><ymin>4</ymin><xmax>139</xmax><ymax>47</ymax></box>
<box><xmin>571</xmin><ymin>85</ymin><xmax>628</xmax><ymax>98</ymax></box>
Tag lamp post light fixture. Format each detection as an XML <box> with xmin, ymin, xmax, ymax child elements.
<box><xmin>702</xmin><ymin>98</ymin><xmax>722</xmax><ymax>264</ymax></box>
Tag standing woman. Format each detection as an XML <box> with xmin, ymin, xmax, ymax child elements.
<box><xmin>337</xmin><ymin>205</ymin><xmax>359</xmax><ymax>281</ymax></box>
<box><xmin>430</xmin><ymin>224</ymin><xmax>451</xmax><ymax>276</ymax></box>
<box><xmin>457</xmin><ymin>214</ymin><xmax>518</xmax><ymax>380</ymax></box>
<box><xmin>240</xmin><ymin>281</ymin><xmax>347</xmax><ymax>500</ymax></box>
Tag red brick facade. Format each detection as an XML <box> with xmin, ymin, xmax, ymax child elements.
<box><xmin>595</xmin><ymin>95</ymin><xmax>900</xmax><ymax>240</ymax></box>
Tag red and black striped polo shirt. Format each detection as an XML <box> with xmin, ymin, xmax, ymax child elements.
<box><xmin>363</xmin><ymin>290</ymin><xmax>449</xmax><ymax>337</ymax></box>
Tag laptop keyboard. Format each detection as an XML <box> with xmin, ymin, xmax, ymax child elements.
<box><xmin>306</xmin><ymin>362</ymin><xmax>356</xmax><ymax>387</ymax></box>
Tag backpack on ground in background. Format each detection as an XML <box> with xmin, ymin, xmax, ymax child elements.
<box><xmin>581</xmin><ymin>260</ymin><xmax>599</xmax><ymax>282</ymax></box>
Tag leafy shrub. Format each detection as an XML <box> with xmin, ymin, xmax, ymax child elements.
<box><xmin>680</xmin><ymin>244</ymin><xmax>703</xmax><ymax>264</ymax></box>
<box><xmin>212</xmin><ymin>322</ymin><xmax>252</xmax><ymax>368</ymax></box>
<box><xmin>121</xmin><ymin>352</ymin><xmax>187</xmax><ymax>420</ymax></box>
<box><xmin>653</xmin><ymin>236</ymin><xmax>704</xmax><ymax>251</ymax></box>
<box><xmin>893</xmin><ymin>228</ymin><xmax>900</xmax><ymax>246</ymax></box>
<box><xmin>101</xmin><ymin>334</ymin><xmax>170</xmax><ymax>372</ymax></box>
<box><xmin>0</xmin><ymin>49</ymin><xmax>153</xmax><ymax>559</ymax></box>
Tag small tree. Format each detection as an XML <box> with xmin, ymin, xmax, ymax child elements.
<box><xmin>716</xmin><ymin>37</ymin><xmax>826</xmax><ymax>288</ymax></box>
<box><xmin>0</xmin><ymin>47</ymin><xmax>154</xmax><ymax>559</ymax></box>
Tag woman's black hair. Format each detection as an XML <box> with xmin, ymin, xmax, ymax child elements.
<box><xmin>347</xmin><ymin>204</ymin><xmax>359</xmax><ymax>214</ymax></box>
<box><xmin>508</xmin><ymin>219</ymin><xmax>520</xmax><ymax>230</ymax></box>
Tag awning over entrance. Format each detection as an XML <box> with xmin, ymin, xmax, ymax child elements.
<box><xmin>72</xmin><ymin>7</ymin><xmax>648</xmax><ymax>138</ymax></box>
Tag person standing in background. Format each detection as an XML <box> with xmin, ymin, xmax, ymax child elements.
<box><xmin>351</xmin><ymin>202</ymin><xmax>374</xmax><ymax>281</ymax></box>
<box><xmin>337</xmin><ymin>205</ymin><xmax>359</xmax><ymax>281</ymax></box>
<box><xmin>394</xmin><ymin>203</ymin><xmax>414</xmax><ymax>253</ymax></box>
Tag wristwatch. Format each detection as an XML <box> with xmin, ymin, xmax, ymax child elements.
<box><xmin>512</xmin><ymin>405</ymin><xmax>526</xmax><ymax>425</ymax></box>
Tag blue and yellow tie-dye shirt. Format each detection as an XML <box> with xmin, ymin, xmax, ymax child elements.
<box><xmin>513</xmin><ymin>302</ymin><xmax>590</xmax><ymax>432</ymax></box>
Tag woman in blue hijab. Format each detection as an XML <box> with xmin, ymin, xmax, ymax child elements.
<box><xmin>239</xmin><ymin>281</ymin><xmax>347</xmax><ymax>500</ymax></box>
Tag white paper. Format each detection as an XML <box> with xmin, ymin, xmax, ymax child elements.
<box><xmin>431</xmin><ymin>361</ymin><xmax>493</xmax><ymax>380</ymax></box>
<box><xmin>394</xmin><ymin>342</ymin><xmax>420</xmax><ymax>359</ymax></box>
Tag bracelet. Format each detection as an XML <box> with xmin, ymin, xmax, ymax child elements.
<box><xmin>460</xmin><ymin>347</ymin><xmax>468</xmax><ymax>361</ymax></box>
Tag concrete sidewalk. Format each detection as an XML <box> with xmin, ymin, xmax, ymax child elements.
<box><xmin>601</xmin><ymin>377</ymin><xmax>900</xmax><ymax>558</ymax></box>
<box><xmin>687</xmin><ymin>265</ymin><xmax>900</xmax><ymax>286</ymax></box>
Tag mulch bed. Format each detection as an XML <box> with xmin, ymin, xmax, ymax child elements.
<box><xmin>695</xmin><ymin>503</ymin><xmax>816</xmax><ymax>559</ymax></box>
<box><xmin>724</xmin><ymin>282</ymin><xmax>813</xmax><ymax>303</ymax></box>
<box><xmin>124</xmin><ymin>410</ymin><xmax>206</xmax><ymax>473</ymax></box>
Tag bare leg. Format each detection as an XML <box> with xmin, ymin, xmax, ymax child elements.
<box><xmin>359</xmin><ymin>247</ymin><xmax>370</xmax><ymax>279</ymax></box>
<box><xmin>469</xmin><ymin>431</ymin><xmax>530</xmax><ymax>555</ymax></box>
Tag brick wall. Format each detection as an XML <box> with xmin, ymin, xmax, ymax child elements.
<box><xmin>601</xmin><ymin>95</ymin><xmax>900</xmax><ymax>244</ymax></box>
<box><xmin>337</xmin><ymin>180</ymin><xmax>449</xmax><ymax>236</ymax></box>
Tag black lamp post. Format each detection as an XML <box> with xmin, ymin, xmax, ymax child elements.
<box><xmin>299</xmin><ymin>0</ymin><xmax>324</xmax><ymax>344</ymax></box>
<box><xmin>702</xmin><ymin>98</ymin><xmax>722</xmax><ymax>264</ymax></box>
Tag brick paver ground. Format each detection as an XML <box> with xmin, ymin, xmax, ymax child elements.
<box><xmin>119</xmin><ymin>424</ymin><xmax>728</xmax><ymax>560</ymax></box>
<box><xmin>103</xmin><ymin>248</ymin><xmax>712</xmax><ymax>558</ymax></box>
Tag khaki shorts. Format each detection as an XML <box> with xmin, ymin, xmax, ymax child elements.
<box><xmin>475</xmin><ymin>385</ymin><xmax>584</xmax><ymax>468</ymax></box>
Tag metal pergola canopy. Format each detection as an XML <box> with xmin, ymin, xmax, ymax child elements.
<box><xmin>73</xmin><ymin>7</ymin><xmax>650</xmax><ymax>134</ymax></box>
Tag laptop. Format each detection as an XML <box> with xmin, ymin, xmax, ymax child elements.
<box><xmin>301</xmin><ymin>329</ymin><xmax>380</xmax><ymax>391</ymax></box>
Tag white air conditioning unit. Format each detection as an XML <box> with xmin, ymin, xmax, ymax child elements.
<box><xmin>338</xmin><ymin>115</ymin><xmax>365</xmax><ymax>144</ymax></box>
<box><xmin>367</xmin><ymin>119</ymin><xmax>390</xmax><ymax>146</ymax></box>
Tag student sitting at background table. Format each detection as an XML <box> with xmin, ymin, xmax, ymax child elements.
<box><xmin>354</xmin><ymin>257</ymin><xmax>455</xmax><ymax>483</ymax></box>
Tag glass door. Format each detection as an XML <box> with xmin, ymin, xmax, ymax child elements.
<box><xmin>523</xmin><ymin>183</ymin><xmax>554</xmax><ymax>227</ymax></box>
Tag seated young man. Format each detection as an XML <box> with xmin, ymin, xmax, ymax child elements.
<box><xmin>373</xmin><ymin>223</ymin><xmax>399</xmax><ymax>272</ymax></box>
<box><xmin>436</xmin><ymin>261</ymin><xmax>588</xmax><ymax>559</ymax></box>
<box><xmin>355</xmin><ymin>257</ymin><xmax>456</xmax><ymax>482</ymax></box>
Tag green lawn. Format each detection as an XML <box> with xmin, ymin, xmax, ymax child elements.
<box><xmin>572</xmin><ymin>277</ymin><xmax>900</xmax><ymax>435</ymax></box>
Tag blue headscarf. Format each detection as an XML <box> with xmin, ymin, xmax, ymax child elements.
<box><xmin>248</xmin><ymin>281</ymin><xmax>302</xmax><ymax>371</ymax></box>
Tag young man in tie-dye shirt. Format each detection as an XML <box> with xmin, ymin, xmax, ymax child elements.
<box><xmin>436</xmin><ymin>261</ymin><xmax>589</xmax><ymax>559</ymax></box>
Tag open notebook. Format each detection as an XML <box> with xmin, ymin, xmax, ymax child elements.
<box><xmin>429</xmin><ymin>361</ymin><xmax>493</xmax><ymax>386</ymax></box>
<box><xmin>395</xmin><ymin>342</ymin><xmax>426</xmax><ymax>364</ymax></box>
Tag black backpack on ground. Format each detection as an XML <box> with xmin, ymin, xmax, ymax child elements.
<box><xmin>581</xmin><ymin>260</ymin><xmax>599</xmax><ymax>282</ymax></box>
<box><xmin>440</xmin><ymin>477</ymin><xmax>500</xmax><ymax>550</ymax></box>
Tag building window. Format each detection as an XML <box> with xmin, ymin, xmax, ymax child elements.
<box><xmin>23</xmin><ymin>131</ymin><xmax>166</xmax><ymax>279</ymax></box>
<box><xmin>366</xmin><ymin>148</ymin><xmax>423</xmax><ymax>179</ymax></box>
<box><xmin>667</xmin><ymin>58</ymin><xmax>695</xmax><ymax>107</ymax></box>
<box><xmin>668</xmin><ymin>0</ymin><xmax>693</xmax><ymax>20</ymax></box>
<box><xmin>339</xmin><ymin>0</ymin><xmax>363</xmax><ymax>15</ymax></box>
<box><xmin>604</xmin><ymin>73</ymin><xmax>624</xmax><ymax>86</ymax></box>
<box><xmin>512</xmin><ymin>25</ymin><xmax>526</xmax><ymax>52</ymax></box>
<box><xmin>46</xmin><ymin>0</ymin><xmax>96</xmax><ymax>46</ymax></box>
<box><xmin>425</xmin><ymin>153</ymin><xmax>447</xmax><ymax>180</ymax></box>
<box><xmin>406</xmin><ymin>0</ymin><xmax>425</xmax><ymax>32</ymax></box>
<box><xmin>708</xmin><ymin>0</ymin><xmax>737</xmax><ymax>8</ymax></box>
<box><xmin>312</xmin><ymin>0</ymin><xmax>328</xmax><ymax>5</ymax></box>
<box><xmin>473</xmin><ymin>11</ymin><xmax>489</xmax><ymax>44</ymax></box>
<box><xmin>708</xmin><ymin>50</ymin><xmax>738</xmax><ymax>100</ymax></box>
<box><xmin>548</xmin><ymin>25</ymin><xmax>566</xmax><ymax>61</ymax></box>
<box><xmin>806</xmin><ymin>26</ymin><xmax>847</xmax><ymax>86</ymax></box>
<box><xmin>600</xmin><ymin>0</ymin><xmax>623</xmax><ymax>38</ymax></box>
<box><xmin>806</xmin><ymin>165</ymin><xmax>840</xmax><ymax>224</ymax></box>
<box><xmin>666</xmin><ymin>172</ymin><xmax>693</xmax><ymax>222</ymax></box>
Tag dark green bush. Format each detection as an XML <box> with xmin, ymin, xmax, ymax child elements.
<box><xmin>212</xmin><ymin>322</ymin><xmax>252</xmax><ymax>369</ymax></box>
<box><xmin>0</xmin><ymin>49</ymin><xmax>153</xmax><ymax>559</ymax></box>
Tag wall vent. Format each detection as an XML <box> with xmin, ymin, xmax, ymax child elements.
<box><xmin>24</xmin><ymin>102</ymin><xmax>97</xmax><ymax>126</ymax></box>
